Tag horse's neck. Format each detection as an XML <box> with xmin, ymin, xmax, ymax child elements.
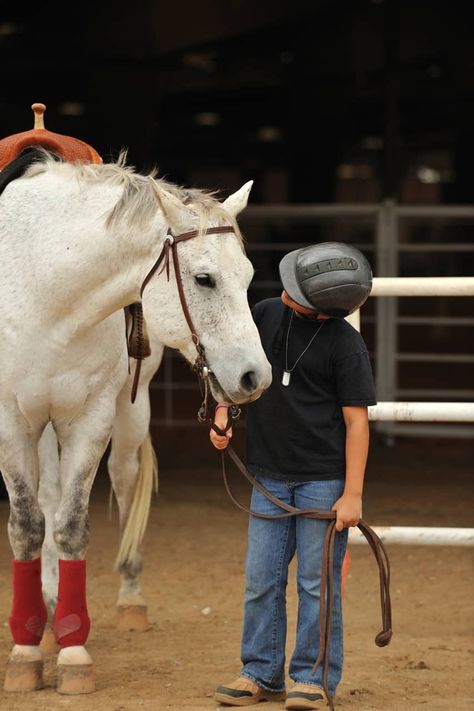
<box><xmin>4</xmin><ymin>173</ymin><xmax>166</xmax><ymax>333</ymax></box>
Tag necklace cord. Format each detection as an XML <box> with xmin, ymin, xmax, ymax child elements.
<box><xmin>285</xmin><ymin>311</ymin><xmax>326</xmax><ymax>373</ymax></box>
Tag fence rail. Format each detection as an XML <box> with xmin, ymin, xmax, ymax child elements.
<box><xmin>349</xmin><ymin>526</ymin><xmax>474</xmax><ymax>546</ymax></box>
<box><xmin>370</xmin><ymin>276</ymin><xmax>474</xmax><ymax>296</ymax></box>
<box><xmin>368</xmin><ymin>401</ymin><xmax>474</xmax><ymax>422</ymax></box>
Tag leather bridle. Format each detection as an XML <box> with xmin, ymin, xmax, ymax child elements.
<box><xmin>127</xmin><ymin>224</ymin><xmax>236</xmax><ymax>413</ymax></box>
<box><xmin>212</xmin><ymin>414</ymin><xmax>393</xmax><ymax>711</ymax></box>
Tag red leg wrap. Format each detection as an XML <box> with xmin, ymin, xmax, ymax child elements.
<box><xmin>9</xmin><ymin>558</ymin><xmax>48</xmax><ymax>645</ymax></box>
<box><xmin>53</xmin><ymin>560</ymin><xmax>90</xmax><ymax>648</ymax></box>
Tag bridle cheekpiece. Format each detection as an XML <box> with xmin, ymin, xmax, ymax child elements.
<box><xmin>127</xmin><ymin>224</ymin><xmax>236</xmax><ymax>422</ymax></box>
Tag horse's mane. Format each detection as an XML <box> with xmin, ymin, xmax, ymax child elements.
<box><xmin>24</xmin><ymin>148</ymin><xmax>244</xmax><ymax>246</ymax></box>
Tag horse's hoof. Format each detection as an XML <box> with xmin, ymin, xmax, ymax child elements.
<box><xmin>40</xmin><ymin>627</ymin><xmax>59</xmax><ymax>655</ymax></box>
<box><xmin>4</xmin><ymin>659</ymin><xmax>44</xmax><ymax>692</ymax></box>
<box><xmin>116</xmin><ymin>604</ymin><xmax>151</xmax><ymax>631</ymax></box>
<box><xmin>57</xmin><ymin>663</ymin><xmax>95</xmax><ymax>695</ymax></box>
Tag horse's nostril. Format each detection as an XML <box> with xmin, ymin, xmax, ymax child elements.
<box><xmin>240</xmin><ymin>371</ymin><xmax>258</xmax><ymax>393</ymax></box>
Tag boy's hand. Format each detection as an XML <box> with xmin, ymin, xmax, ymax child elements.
<box><xmin>210</xmin><ymin>427</ymin><xmax>233</xmax><ymax>449</ymax></box>
<box><xmin>331</xmin><ymin>492</ymin><xmax>362</xmax><ymax>532</ymax></box>
<box><xmin>209</xmin><ymin>405</ymin><xmax>233</xmax><ymax>450</ymax></box>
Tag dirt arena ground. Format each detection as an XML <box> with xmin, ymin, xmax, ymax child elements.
<box><xmin>0</xmin><ymin>429</ymin><xmax>473</xmax><ymax>711</ymax></box>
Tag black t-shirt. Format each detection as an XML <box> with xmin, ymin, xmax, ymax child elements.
<box><xmin>246</xmin><ymin>298</ymin><xmax>377</xmax><ymax>481</ymax></box>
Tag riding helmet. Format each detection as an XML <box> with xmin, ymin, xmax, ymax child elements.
<box><xmin>279</xmin><ymin>242</ymin><xmax>373</xmax><ymax>317</ymax></box>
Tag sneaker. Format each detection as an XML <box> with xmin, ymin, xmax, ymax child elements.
<box><xmin>285</xmin><ymin>683</ymin><xmax>327</xmax><ymax>709</ymax></box>
<box><xmin>215</xmin><ymin>676</ymin><xmax>286</xmax><ymax>706</ymax></box>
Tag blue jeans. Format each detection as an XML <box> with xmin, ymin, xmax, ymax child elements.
<box><xmin>240</xmin><ymin>476</ymin><xmax>347</xmax><ymax>694</ymax></box>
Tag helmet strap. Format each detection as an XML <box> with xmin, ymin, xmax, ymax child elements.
<box><xmin>281</xmin><ymin>291</ymin><xmax>329</xmax><ymax>320</ymax></box>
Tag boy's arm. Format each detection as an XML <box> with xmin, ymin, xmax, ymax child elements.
<box><xmin>331</xmin><ymin>405</ymin><xmax>370</xmax><ymax>531</ymax></box>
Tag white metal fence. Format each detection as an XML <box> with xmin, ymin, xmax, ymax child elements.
<box><xmin>343</xmin><ymin>274</ymin><xmax>474</xmax><ymax>548</ymax></box>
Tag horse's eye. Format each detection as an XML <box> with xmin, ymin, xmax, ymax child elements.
<box><xmin>194</xmin><ymin>273</ymin><xmax>215</xmax><ymax>288</ymax></box>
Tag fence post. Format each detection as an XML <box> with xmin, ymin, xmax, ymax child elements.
<box><xmin>375</xmin><ymin>200</ymin><xmax>399</xmax><ymax>442</ymax></box>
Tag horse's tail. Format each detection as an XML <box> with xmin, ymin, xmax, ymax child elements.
<box><xmin>115</xmin><ymin>433</ymin><xmax>158</xmax><ymax>570</ymax></box>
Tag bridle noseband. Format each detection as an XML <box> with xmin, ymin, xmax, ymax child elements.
<box><xmin>127</xmin><ymin>224</ymin><xmax>236</xmax><ymax>418</ymax></box>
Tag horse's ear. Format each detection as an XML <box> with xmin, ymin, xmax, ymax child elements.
<box><xmin>222</xmin><ymin>180</ymin><xmax>253</xmax><ymax>217</ymax></box>
<box><xmin>156</xmin><ymin>187</ymin><xmax>187</xmax><ymax>233</ymax></box>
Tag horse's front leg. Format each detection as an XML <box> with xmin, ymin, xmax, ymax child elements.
<box><xmin>0</xmin><ymin>426</ymin><xmax>47</xmax><ymax>692</ymax></box>
<box><xmin>53</xmin><ymin>402</ymin><xmax>115</xmax><ymax>695</ymax></box>
<box><xmin>108</xmin><ymin>373</ymin><xmax>158</xmax><ymax>632</ymax></box>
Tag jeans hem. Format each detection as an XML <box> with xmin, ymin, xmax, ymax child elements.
<box><xmin>240</xmin><ymin>671</ymin><xmax>286</xmax><ymax>693</ymax></box>
<box><xmin>291</xmin><ymin>676</ymin><xmax>336</xmax><ymax>695</ymax></box>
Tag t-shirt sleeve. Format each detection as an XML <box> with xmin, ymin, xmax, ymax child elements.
<box><xmin>333</xmin><ymin>349</ymin><xmax>377</xmax><ymax>406</ymax></box>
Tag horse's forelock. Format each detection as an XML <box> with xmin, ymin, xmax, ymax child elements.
<box><xmin>150</xmin><ymin>179</ymin><xmax>245</xmax><ymax>249</ymax></box>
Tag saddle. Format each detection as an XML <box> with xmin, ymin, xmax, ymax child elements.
<box><xmin>0</xmin><ymin>103</ymin><xmax>149</xmax><ymax>372</ymax></box>
<box><xmin>0</xmin><ymin>103</ymin><xmax>101</xmax><ymax>169</ymax></box>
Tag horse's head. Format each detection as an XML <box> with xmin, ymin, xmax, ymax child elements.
<box><xmin>151</xmin><ymin>180</ymin><xmax>272</xmax><ymax>405</ymax></box>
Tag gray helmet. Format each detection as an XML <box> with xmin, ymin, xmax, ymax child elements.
<box><xmin>279</xmin><ymin>242</ymin><xmax>373</xmax><ymax>317</ymax></box>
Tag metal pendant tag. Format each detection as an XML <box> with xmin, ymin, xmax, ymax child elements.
<box><xmin>282</xmin><ymin>370</ymin><xmax>291</xmax><ymax>386</ymax></box>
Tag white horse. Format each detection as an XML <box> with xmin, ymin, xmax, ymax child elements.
<box><xmin>0</xmin><ymin>150</ymin><xmax>272</xmax><ymax>695</ymax></box>
<box><xmin>38</xmin><ymin>167</ymin><xmax>265</xmax><ymax>638</ymax></box>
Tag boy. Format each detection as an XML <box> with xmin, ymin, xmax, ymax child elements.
<box><xmin>210</xmin><ymin>242</ymin><xmax>376</xmax><ymax>709</ymax></box>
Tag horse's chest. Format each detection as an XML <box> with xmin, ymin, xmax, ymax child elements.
<box><xmin>15</xmin><ymin>347</ymin><xmax>126</xmax><ymax>425</ymax></box>
<box><xmin>15</xmin><ymin>370</ymin><xmax>91</xmax><ymax>424</ymax></box>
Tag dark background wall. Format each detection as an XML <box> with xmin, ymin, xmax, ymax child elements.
<box><xmin>1</xmin><ymin>0</ymin><xmax>473</xmax><ymax>204</ymax></box>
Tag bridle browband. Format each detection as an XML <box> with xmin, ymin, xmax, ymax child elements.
<box><xmin>127</xmin><ymin>224</ymin><xmax>236</xmax><ymax>412</ymax></box>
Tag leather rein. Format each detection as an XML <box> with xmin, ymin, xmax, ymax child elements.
<box><xmin>211</xmin><ymin>414</ymin><xmax>393</xmax><ymax>711</ymax></box>
<box><xmin>127</xmin><ymin>224</ymin><xmax>235</xmax><ymax>410</ymax></box>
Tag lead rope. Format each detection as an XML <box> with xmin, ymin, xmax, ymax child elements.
<box><xmin>211</xmin><ymin>414</ymin><xmax>392</xmax><ymax>711</ymax></box>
